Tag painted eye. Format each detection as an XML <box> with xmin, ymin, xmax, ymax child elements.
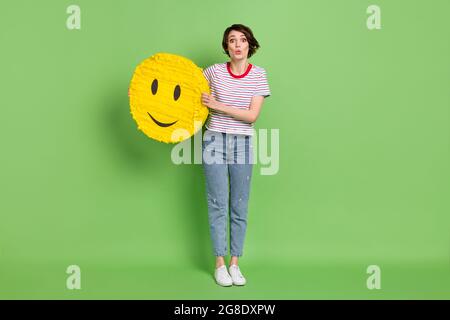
<box><xmin>151</xmin><ymin>79</ymin><xmax>158</xmax><ymax>95</ymax></box>
<box><xmin>173</xmin><ymin>84</ymin><xmax>181</xmax><ymax>101</ymax></box>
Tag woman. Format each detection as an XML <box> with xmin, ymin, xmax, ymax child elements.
<box><xmin>201</xmin><ymin>24</ymin><xmax>271</xmax><ymax>286</ymax></box>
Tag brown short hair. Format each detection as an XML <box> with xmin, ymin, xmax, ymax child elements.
<box><xmin>222</xmin><ymin>24</ymin><xmax>260</xmax><ymax>58</ymax></box>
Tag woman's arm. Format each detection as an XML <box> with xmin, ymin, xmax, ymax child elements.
<box><xmin>201</xmin><ymin>93</ymin><xmax>265</xmax><ymax>123</ymax></box>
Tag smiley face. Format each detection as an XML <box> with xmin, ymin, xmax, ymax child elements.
<box><xmin>129</xmin><ymin>53</ymin><xmax>210</xmax><ymax>143</ymax></box>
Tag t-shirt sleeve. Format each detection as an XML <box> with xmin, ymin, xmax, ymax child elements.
<box><xmin>253</xmin><ymin>68</ymin><xmax>271</xmax><ymax>98</ymax></box>
<box><xmin>202</xmin><ymin>64</ymin><xmax>215</xmax><ymax>85</ymax></box>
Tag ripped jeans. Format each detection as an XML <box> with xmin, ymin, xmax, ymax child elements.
<box><xmin>202</xmin><ymin>129</ymin><xmax>254</xmax><ymax>257</ymax></box>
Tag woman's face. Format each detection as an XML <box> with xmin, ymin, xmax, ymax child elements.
<box><xmin>227</xmin><ymin>30</ymin><xmax>249</xmax><ymax>60</ymax></box>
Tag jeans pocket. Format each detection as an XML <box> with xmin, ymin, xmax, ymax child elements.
<box><xmin>202</xmin><ymin>130</ymin><xmax>222</xmax><ymax>160</ymax></box>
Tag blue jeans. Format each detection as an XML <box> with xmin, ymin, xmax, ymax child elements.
<box><xmin>202</xmin><ymin>129</ymin><xmax>254</xmax><ymax>257</ymax></box>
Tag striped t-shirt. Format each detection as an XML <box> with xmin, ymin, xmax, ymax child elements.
<box><xmin>202</xmin><ymin>62</ymin><xmax>271</xmax><ymax>136</ymax></box>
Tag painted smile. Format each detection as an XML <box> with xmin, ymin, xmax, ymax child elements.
<box><xmin>147</xmin><ymin>112</ymin><xmax>178</xmax><ymax>127</ymax></box>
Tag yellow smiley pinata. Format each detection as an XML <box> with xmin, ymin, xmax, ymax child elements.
<box><xmin>129</xmin><ymin>53</ymin><xmax>210</xmax><ymax>143</ymax></box>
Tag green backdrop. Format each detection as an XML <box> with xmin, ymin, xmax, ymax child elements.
<box><xmin>1</xmin><ymin>0</ymin><xmax>449</xmax><ymax>299</ymax></box>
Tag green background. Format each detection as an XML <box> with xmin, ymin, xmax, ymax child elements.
<box><xmin>1</xmin><ymin>0</ymin><xmax>449</xmax><ymax>299</ymax></box>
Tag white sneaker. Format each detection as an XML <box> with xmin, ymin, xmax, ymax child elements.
<box><xmin>214</xmin><ymin>265</ymin><xmax>233</xmax><ymax>287</ymax></box>
<box><xmin>228</xmin><ymin>264</ymin><xmax>246</xmax><ymax>286</ymax></box>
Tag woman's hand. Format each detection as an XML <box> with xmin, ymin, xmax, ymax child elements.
<box><xmin>202</xmin><ymin>93</ymin><xmax>223</xmax><ymax>111</ymax></box>
<box><xmin>201</xmin><ymin>93</ymin><xmax>264</xmax><ymax>123</ymax></box>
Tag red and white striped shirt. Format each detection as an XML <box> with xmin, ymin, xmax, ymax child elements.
<box><xmin>202</xmin><ymin>62</ymin><xmax>271</xmax><ymax>135</ymax></box>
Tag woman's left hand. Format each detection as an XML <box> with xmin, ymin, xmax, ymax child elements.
<box><xmin>202</xmin><ymin>93</ymin><xmax>222</xmax><ymax>111</ymax></box>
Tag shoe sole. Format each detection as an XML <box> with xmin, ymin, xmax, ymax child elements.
<box><xmin>216</xmin><ymin>281</ymin><xmax>233</xmax><ymax>287</ymax></box>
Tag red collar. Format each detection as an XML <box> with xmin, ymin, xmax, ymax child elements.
<box><xmin>226</xmin><ymin>62</ymin><xmax>253</xmax><ymax>79</ymax></box>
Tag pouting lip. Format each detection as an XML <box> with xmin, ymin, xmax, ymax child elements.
<box><xmin>147</xmin><ymin>112</ymin><xmax>178</xmax><ymax>127</ymax></box>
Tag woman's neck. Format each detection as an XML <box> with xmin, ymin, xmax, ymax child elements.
<box><xmin>229</xmin><ymin>59</ymin><xmax>249</xmax><ymax>76</ymax></box>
